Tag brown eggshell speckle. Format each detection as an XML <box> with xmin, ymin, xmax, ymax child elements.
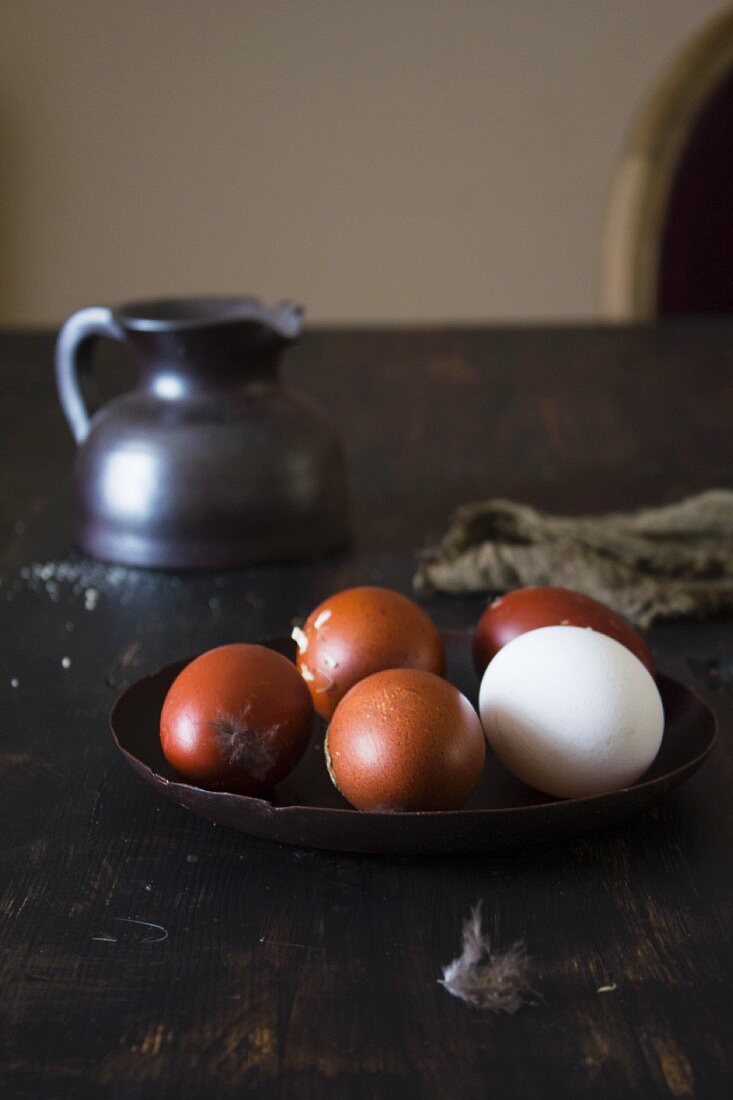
<box><xmin>473</xmin><ymin>587</ymin><xmax>655</xmax><ymax>677</ymax></box>
<box><xmin>294</xmin><ymin>586</ymin><xmax>445</xmax><ymax>719</ymax></box>
<box><xmin>325</xmin><ymin>668</ymin><xmax>486</xmax><ymax>812</ymax></box>
<box><xmin>160</xmin><ymin>643</ymin><xmax>313</xmax><ymax>795</ymax></box>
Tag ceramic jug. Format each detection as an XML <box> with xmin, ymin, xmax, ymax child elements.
<box><xmin>55</xmin><ymin>297</ymin><xmax>349</xmax><ymax>568</ymax></box>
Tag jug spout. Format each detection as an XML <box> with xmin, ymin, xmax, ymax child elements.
<box><xmin>115</xmin><ymin>296</ymin><xmax>303</xmax><ymax>338</ymax></box>
<box><xmin>114</xmin><ymin>296</ymin><xmax>304</xmax><ymax>391</ymax></box>
<box><xmin>270</xmin><ymin>300</ymin><xmax>303</xmax><ymax>341</ymax></box>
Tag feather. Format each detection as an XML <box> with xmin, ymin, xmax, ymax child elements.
<box><xmin>439</xmin><ymin>903</ymin><xmax>536</xmax><ymax>1013</ymax></box>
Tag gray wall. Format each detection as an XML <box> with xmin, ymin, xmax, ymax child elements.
<box><xmin>0</xmin><ymin>0</ymin><xmax>724</xmax><ymax>325</ymax></box>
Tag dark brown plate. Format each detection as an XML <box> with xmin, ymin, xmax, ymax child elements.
<box><xmin>110</xmin><ymin>631</ymin><xmax>717</xmax><ymax>854</ymax></box>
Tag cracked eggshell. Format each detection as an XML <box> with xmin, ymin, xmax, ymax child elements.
<box><xmin>478</xmin><ymin>626</ymin><xmax>664</xmax><ymax>799</ymax></box>
<box><xmin>325</xmin><ymin>668</ymin><xmax>485</xmax><ymax>811</ymax></box>
<box><xmin>160</xmin><ymin>643</ymin><xmax>313</xmax><ymax>795</ymax></box>
<box><xmin>294</xmin><ymin>586</ymin><xmax>444</xmax><ymax>719</ymax></box>
<box><xmin>473</xmin><ymin>587</ymin><xmax>655</xmax><ymax>677</ymax></box>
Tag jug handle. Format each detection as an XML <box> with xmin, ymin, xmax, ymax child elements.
<box><xmin>55</xmin><ymin>307</ymin><xmax>125</xmax><ymax>444</ymax></box>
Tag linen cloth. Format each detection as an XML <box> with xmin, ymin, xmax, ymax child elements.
<box><xmin>414</xmin><ymin>490</ymin><xmax>733</xmax><ymax>628</ymax></box>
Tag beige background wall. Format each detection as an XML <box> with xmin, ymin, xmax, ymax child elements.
<box><xmin>0</xmin><ymin>0</ymin><xmax>725</xmax><ymax>326</ymax></box>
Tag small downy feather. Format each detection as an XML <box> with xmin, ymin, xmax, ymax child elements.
<box><xmin>208</xmin><ymin>706</ymin><xmax>280</xmax><ymax>780</ymax></box>
<box><xmin>439</xmin><ymin>903</ymin><xmax>536</xmax><ymax>1013</ymax></box>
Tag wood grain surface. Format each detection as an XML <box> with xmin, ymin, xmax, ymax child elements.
<box><xmin>1</xmin><ymin>324</ymin><xmax>732</xmax><ymax>1099</ymax></box>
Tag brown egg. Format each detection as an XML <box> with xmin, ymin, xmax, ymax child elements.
<box><xmin>293</xmin><ymin>586</ymin><xmax>445</xmax><ymax>719</ymax></box>
<box><xmin>325</xmin><ymin>668</ymin><xmax>486</xmax><ymax>811</ymax></box>
<box><xmin>473</xmin><ymin>586</ymin><xmax>655</xmax><ymax>677</ymax></box>
<box><xmin>160</xmin><ymin>643</ymin><xmax>313</xmax><ymax>795</ymax></box>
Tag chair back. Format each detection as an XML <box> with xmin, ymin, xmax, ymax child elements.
<box><xmin>601</xmin><ymin>9</ymin><xmax>733</xmax><ymax>319</ymax></box>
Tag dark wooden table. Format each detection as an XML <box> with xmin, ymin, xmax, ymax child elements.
<box><xmin>1</xmin><ymin>324</ymin><xmax>732</xmax><ymax>1099</ymax></box>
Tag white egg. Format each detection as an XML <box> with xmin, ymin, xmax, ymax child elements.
<box><xmin>478</xmin><ymin>625</ymin><xmax>664</xmax><ymax>799</ymax></box>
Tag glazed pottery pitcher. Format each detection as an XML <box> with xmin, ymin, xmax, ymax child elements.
<box><xmin>55</xmin><ymin>297</ymin><xmax>349</xmax><ymax>568</ymax></box>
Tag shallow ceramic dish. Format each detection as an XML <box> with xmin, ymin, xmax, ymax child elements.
<box><xmin>110</xmin><ymin>631</ymin><xmax>717</xmax><ymax>854</ymax></box>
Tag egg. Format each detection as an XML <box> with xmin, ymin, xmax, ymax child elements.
<box><xmin>325</xmin><ymin>668</ymin><xmax>485</xmax><ymax>811</ymax></box>
<box><xmin>478</xmin><ymin>625</ymin><xmax>664</xmax><ymax>799</ymax></box>
<box><xmin>473</xmin><ymin>586</ymin><xmax>655</xmax><ymax>676</ymax></box>
<box><xmin>293</xmin><ymin>586</ymin><xmax>444</xmax><ymax>719</ymax></box>
<box><xmin>160</xmin><ymin>644</ymin><xmax>313</xmax><ymax>795</ymax></box>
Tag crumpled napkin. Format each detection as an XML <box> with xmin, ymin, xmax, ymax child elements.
<box><xmin>414</xmin><ymin>490</ymin><xmax>733</xmax><ymax>628</ymax></box>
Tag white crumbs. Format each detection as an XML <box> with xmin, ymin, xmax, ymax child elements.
<box><xmin>4</xmin><ymin>559</ymin><xmax>171</xmax><ymax>610</ymax></box>
<box><xmin>84</xmin><ymin>588</ymin><xmax>99</xmax><ymax>611</ymax></box>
